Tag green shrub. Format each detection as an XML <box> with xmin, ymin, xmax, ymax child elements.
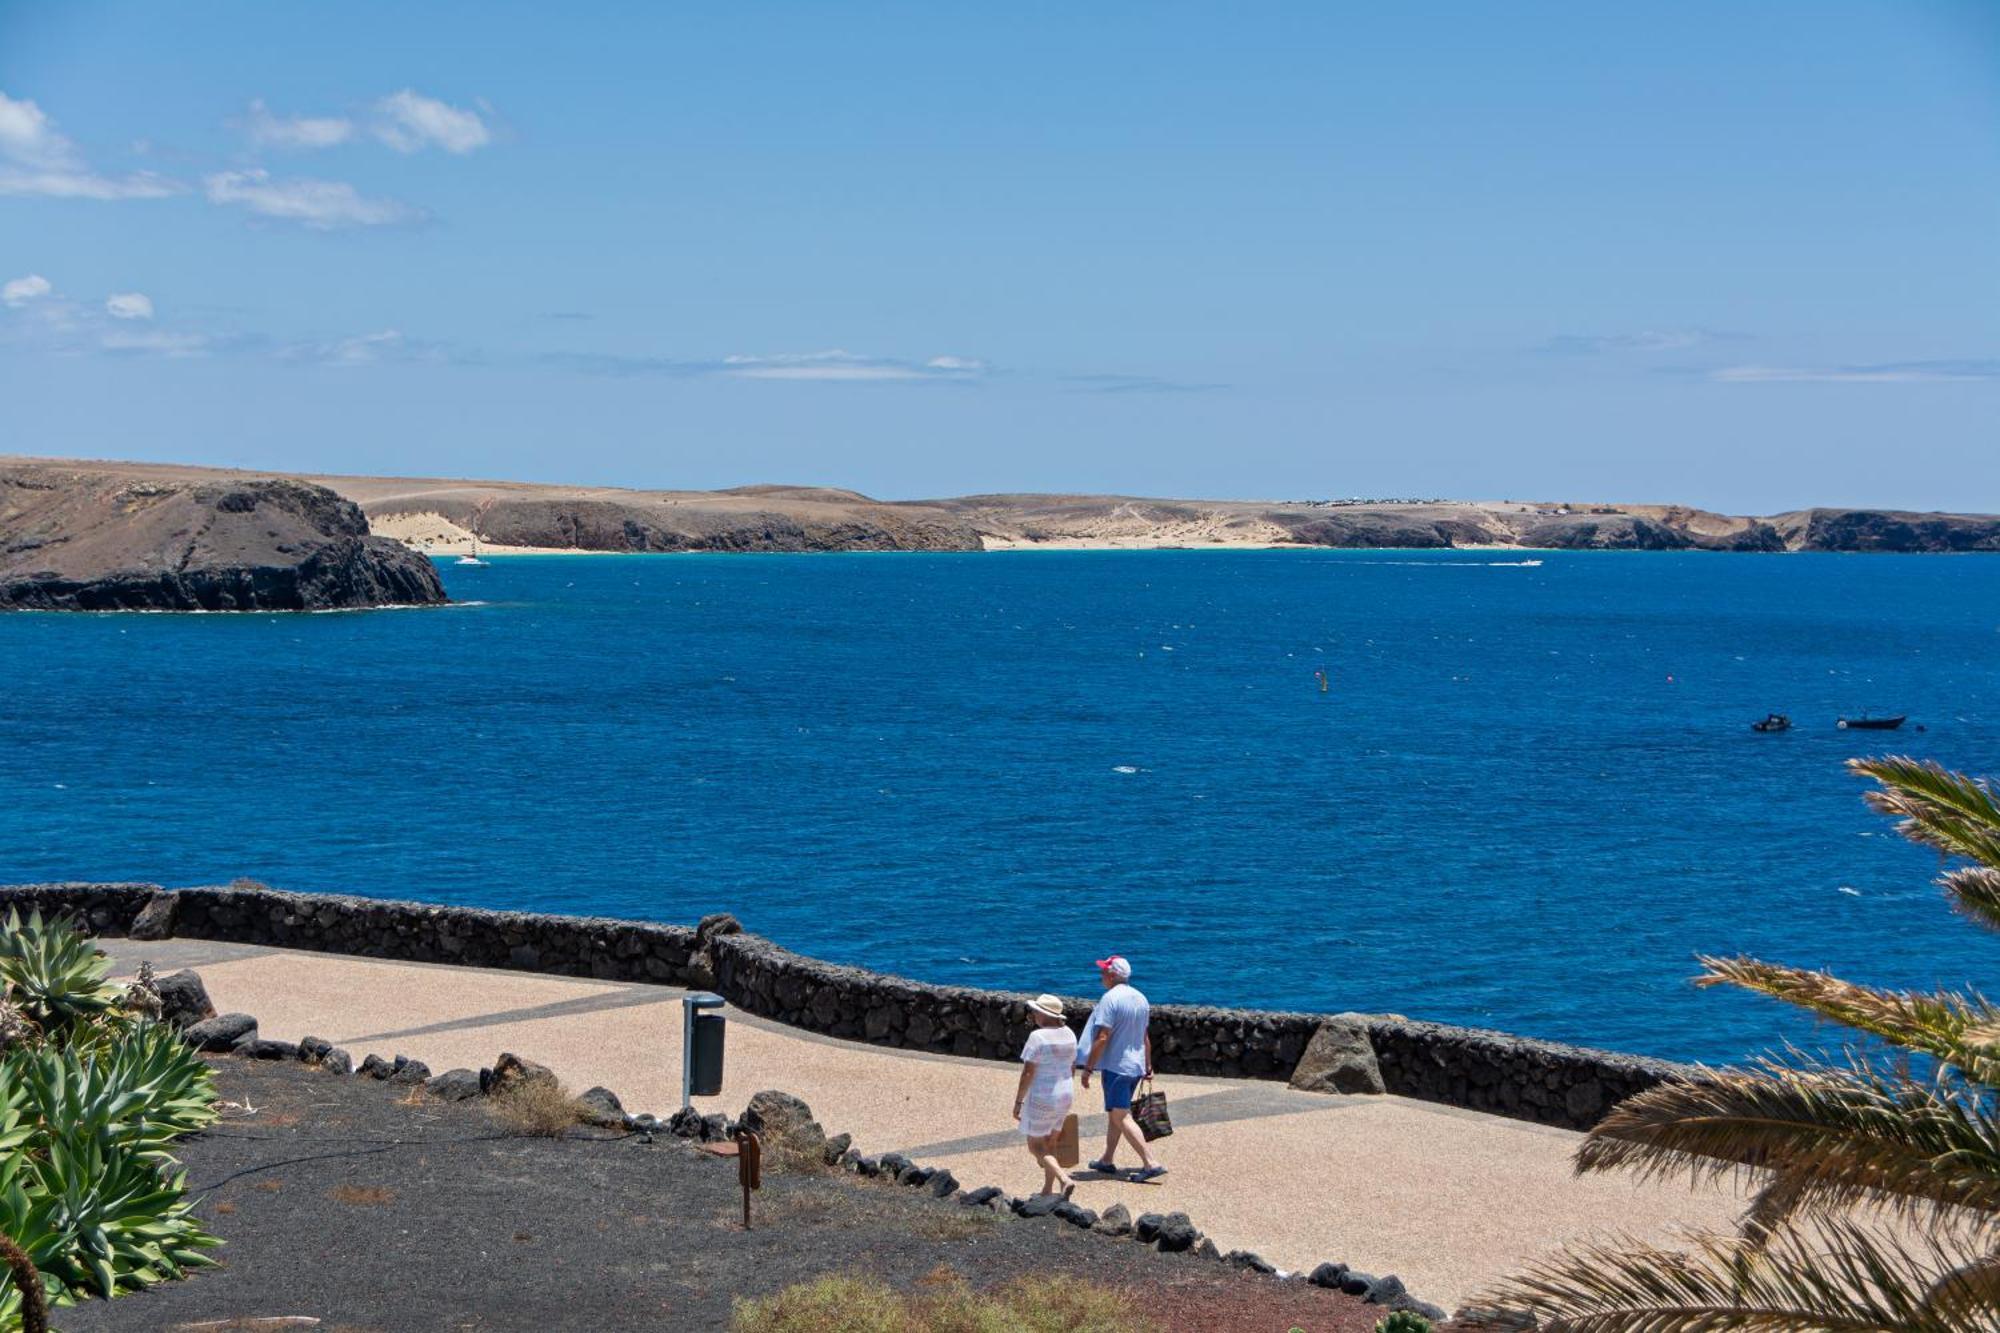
<box><xmin>1375</xmin><ymin>1312</ymin><xmax>1433</xmax><ymax>1333</ymax></box>
<box><xmin>730</xmin><ymin>1273</ymin><xmax>1152</xmax><ymax>1333</ymax></box>
<box><xmin>0</xmin><ymin>912</ymin><xmax>220</xmax><ymax>1330</ymax></box>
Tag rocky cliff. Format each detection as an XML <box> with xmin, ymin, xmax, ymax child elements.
<box><xmin>1772</xmin><ymin>508</ymin><xmax>2000</xmax><ymax>553</ymax></box>
<box><xmin>0</xmin><ymin>463</ymin><xmax>448</xmax><ymax>611</ymax></box>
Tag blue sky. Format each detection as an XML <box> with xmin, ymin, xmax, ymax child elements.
<box><xmin>2</xmin><ymin>2</ymin><xmax>1995</xmax><ymax>510</ymax></box>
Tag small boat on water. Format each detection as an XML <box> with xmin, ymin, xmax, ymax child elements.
<box><xmin>455</xmin><ymin>538</ymin><xmax>488</xmax><ymax>567</ymax></box>
<box><xmin>1837</xmin><ymin>714</ymin><xmax>1906</xmax><ymax>731</ymax></box>
<box><xmin>1751</xmin><ymin>713</ymin><xmax>1791</xmax><ymax>733</ymax></box>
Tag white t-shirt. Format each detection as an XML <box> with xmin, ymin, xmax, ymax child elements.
<box><xmin>1020</xmin><ymin>1025</ymin><xmax>1078</xmax><ymax>1096</ymax></box>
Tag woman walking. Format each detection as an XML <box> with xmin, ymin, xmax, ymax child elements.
<box><xmin>1013</xmin><ymin>993</ymin><xmax>1079</xmax><ymax>1198</ymax></box>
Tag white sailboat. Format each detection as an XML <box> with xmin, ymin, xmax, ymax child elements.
<box><xmin>455</xmin><ymin>536</ymin><xmax>488</xmax><ymax>567</ymax></box>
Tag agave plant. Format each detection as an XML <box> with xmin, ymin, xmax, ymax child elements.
<box><xmin>8</xmin><ymin>1026</ymin><xmax>218</xmax><ymax>1162</ymax></box>
<box><xmin>0</xmin><ymin>911</ymin><xmax>121</xmax><ymax>1037</ymax></box>
<box><xmin>1471</xmin><ymin>756</ymin><xmax>2000</xmax><ymax>1332</ymax></box>
<box><xmin>0</xmin><ymin>913</ymin><xmax>221</xmax><ymax>1329</ymax></box>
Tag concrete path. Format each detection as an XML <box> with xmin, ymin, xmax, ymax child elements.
<box><xmin>110</xmin><ymin>939</ymin><xmax>1748</xmax><ymax>1309</ymax></box>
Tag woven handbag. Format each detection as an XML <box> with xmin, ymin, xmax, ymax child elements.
<box><xmin>1131</xmin><ymin>1078</ymin><xmax>1173</xmax><ymax>1141</ymax></box>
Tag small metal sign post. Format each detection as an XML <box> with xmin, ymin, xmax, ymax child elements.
<box><xmin>681</xmin><ymin>992</ymin><xmax>726</xmax><ymax>1113</ymax></box>
<box><xmin>736</xmin><ymin>1127</ymin><xmax>763</xmax><ymax>1229</ymax></box>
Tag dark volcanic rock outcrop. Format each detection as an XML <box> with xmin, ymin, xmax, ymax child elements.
<box><xmin>0</xmin><ymin>463</ymin><xmax>447</xmax><ymax>611</ymax></box>
<box><xmin>1774</xmin><ymin>508</ymin><xmax>2000</xmax><ymax>553</ymax></box>
<box><xmin>466</xmin><ymin>493</ymin><xmax>982</xmax><ymax>553</ymax></box>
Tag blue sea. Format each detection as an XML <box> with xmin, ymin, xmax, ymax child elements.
<box><xmin>4</xmin><ymin>550</ymin><xmax>1997</xmax><ymax>1067</ymax></box>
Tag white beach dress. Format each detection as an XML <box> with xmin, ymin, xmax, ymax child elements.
<box><xmin>1018</xmin><ymin>1025</ymin><xmax>1078</xmax><ymax>1138</ymax></box>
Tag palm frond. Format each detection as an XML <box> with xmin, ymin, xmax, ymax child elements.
<box><xmin>1943</xmin><ymin>866</ymin><xmax>2000</xmax><ymax>936</ymax></box>
<box><xmin>1695</xmin><ymin>957</ymin><xmax>2000</xmax><ymax>1082</ymax></box>
<box><xmin>1851</xmin><ymin>756</ymin><xmax>2000</xmax><ymax>876</ymax></box>
<box><xmin>1467</xmin><ymin>1220</ymin><xmax>2000</xmax><ymax>1333</ymax></box>
<box><xmin>1575</xmin><ymin>1062</ymin><xmax>2000</xmax><ymax>1231</ymax></box>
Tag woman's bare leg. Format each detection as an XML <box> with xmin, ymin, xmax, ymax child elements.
<box><xmin>1028</xmin><ymin>1134</ymin><xmax>1071</xmax><ymax>1194</ymax></box>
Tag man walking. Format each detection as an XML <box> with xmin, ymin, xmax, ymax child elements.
<box><xmin>1076</xmin><ymin>954</ymin><xmax>1165</xmax><ymax>1181</ymax></box>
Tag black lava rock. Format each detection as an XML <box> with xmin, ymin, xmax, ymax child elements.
<box><xmin>578</xmin><ymin>1086</ymin><xmax>624</xmax><ymax>1127</ymax></box>
<box><xmin>128</xmin><ymin>892</ymin><xmax>179</xmax><ymax>942</ymax></box>
<box><xmin>897</xmin><ymin>1165</ymin><xmax>933</xmax><ymax>1187</ymax></box>
<box><xmin>1134</xmin><ymin>1212</ymin><xmax>1165</xmax><ymax>1243</ymax></box>
<box><xmin>152</xmin><ymin>969</ymin><xmax>212</xmax><ymax>1027</ymax></box>
<box><xmin>1363</xmin><ymin>1274</ymin><xmax>1409</xmax><ymax>1305</ymax></box>
<box><xmin>296</xmin><ymin>1035</ymin><xmax>334</xmax><ymax>1063</ymax></box>
<box><xmin>1154</xmin><ymin>1212</ymin><xmax>1198</xmax><ymax>1253</ymax></box>
<box><xmin>926</xmin><ymin>1170</ymin><xmax>959</xmax><ymax>1198</ymax></box>
<box><xmin>1013</xmin><ymin>1194</ymin><xmax>1063</xmax><ymax>1219</ymax></box>
<box><xmin>321</xmin><ymin>1048</ymin><xmax>353</xmax><ymax>1076</ymax></box>
<box><xmin>666</xmin><ymin>1108</ymin><xmax>705</xmax><ymax>1138</ymax></box>
<box><xmin>1308</xmin><ymin>1262</ymin><xmax>1350</xmax><ymax>1289</ymax></box>
<box><xmin>388</xmin><ymin>1056</ymin><xmax>431</xmax><ymax>1085</ymax></box>
<box><xmin>425</xmin><ymin>1069</ymin><xmax>484</xmax><ymax>1102</ymax></box>
<box><xmin>700</xmin><ymin>1113</ymin><xmax>731</xmax><ymax>1142</ymax></box>
<box><xmin>1339</xmin><ymin>1271</ymin><xmax>1379</xmax><ymax>1297</ymax></box>
<box><xmin>235</xmin><ymin>1038</ymin><xmax>297</xmax><ymax>1061</ymax></box>
<box><xmin>822</xmin><ymin>1131</ymin><xmax>852</xmax><ymax>1164</ymax></box>
<box><xmin>1222</xmin><ymin>1250</ymin><xmax>1277</xmax><ymax>1274</ymax></box>
<box><xmin>185</xmin><ymin>1013</ymin><xmax>256</xmax><ymax>1052</ymax></box>
<box><xmin>1052</xmin><ymin>1201</ymin><xmax>1097</xmax><ymax>1229</ymax></box>
<box><xmin>958</xmin><ymin>1186</ymin><xmax>1003</xmax><ymax>1207</ymax></box>
<box><xmin>1092</xmin><ymin>1202</ymin><xmax>1133</xmax><ymax>1236</ymax></box>
<box><xmin>359</xmin><ymin>1053</ymin><xmax>396</xmax><ymax>1080</ymax></box>
<box><xmin>878</xmin><ymin>1152</ymin><xmax>914</xmax><ymax>1177</ymax></box>
<box><xmin>1394</xmin><ymin>1296</ymin><xmax>1450</xmax><ymax>1322</ymax></box>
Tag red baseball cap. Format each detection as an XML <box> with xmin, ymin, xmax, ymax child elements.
<box><xmin>1094</xmin><ymin>956</ymin><xmax>1132</xmax><ymax>979</ymax></box>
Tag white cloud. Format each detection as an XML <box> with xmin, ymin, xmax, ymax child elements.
<box><xmin>105</xmin><ymin>292</ymin><xmax>153</xmax><ymax>320</ymax></box>
<box><xmin>0</xmin><ymin>91</ymin><xmax>70</xmax><ymax>168</ymax></box>
<box><xmin>373</xmin><ymin>90</ymin><xmax>490</xmax><ymax>154</ymax></box>
<box><xmin>204</xmin><ymin>169</ymin><xmax>418</xmax><ymax>228</ymax></box>
<box><xmin>720</xmin><ymin>350</ymin><xmax>986</xmax><ymax>381</ymax></box>
<box><xmin>243</xmin><ymin>98</ymin><xmax>354</xmax><ymax>150</ymax></box>
<box><xmin>0</xmin><ymin>90</ymin><xmax>183</xmax><ymax>200</ymax></box>
<box><xmin>2</xmin><ymin>273</ymin><xmax>52</xmax><ymax>306</ymax></box>
<box><xmin>1545</xmin><ymin>329</ymin><xmax>1739</xmax><ymax>355</ymax></box>
<box><xmin>1712</xmin><ymin>360</ymin><xmax>2000</xmax><ymax>384</ymax></box>
<box><xmin>98</xmin><ymin>328</ymin><xmax>209</xmax><ymax>358</ymax></box>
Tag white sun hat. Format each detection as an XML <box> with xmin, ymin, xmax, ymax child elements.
<box><xmin>1028</xmin><ymin>993</ymin><xmax>1066</xmax><ymax>1019</ymax></box>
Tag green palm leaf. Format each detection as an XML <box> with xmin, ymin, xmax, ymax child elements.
<box><xmin>1576</xmin><ymin>1060</ymin><xmax>2000</xmax><ymax>1234</ymax></box>
<box><xmin>1695</xmin><ymin>957</ymin><xmax>2000</xmax><ymax>1082</ymax></box>
<box><xmin>1468</xmin><ymin>1220</ymin><xmax>2000</xmax><ymax>1333</ymax></box>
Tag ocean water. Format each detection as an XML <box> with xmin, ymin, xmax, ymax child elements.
<box><xmin>4</xmin><ymin>549</ymin><xmax>1997</xmax><ymax>1067</ymax></box>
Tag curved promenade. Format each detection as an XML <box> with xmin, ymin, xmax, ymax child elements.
<box><xmin>0</xmin><ymin>881</ymin><xmax>1762</xmax><ymax>1309</ymax></box>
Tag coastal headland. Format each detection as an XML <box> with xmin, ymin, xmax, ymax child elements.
<box><xmin>4</xmin><ymin>454</ymin><xmax>1998</xmax><ymax>610</ymax></box>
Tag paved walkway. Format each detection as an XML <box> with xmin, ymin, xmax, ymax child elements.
<box><xmin>110</xmin><ymin>939</ymin><xmax>1748</xmax><ymax>1308</ymax></box>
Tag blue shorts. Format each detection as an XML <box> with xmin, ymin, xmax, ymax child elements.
<box><xmin>1101</xmin><ymin>1071</ymin><xmax>1142</xmax><ymax>1111</ymax></box>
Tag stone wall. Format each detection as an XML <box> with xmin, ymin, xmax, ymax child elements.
<box><xmin>2</xmin><ymin>881</ymin><xmax>1695</xmax><ymax>1130</ymax></box>
<box><xmin>709</xmin><ymin>929</ymin><xmax>1690</xmax><ymax>1128</ymax></box>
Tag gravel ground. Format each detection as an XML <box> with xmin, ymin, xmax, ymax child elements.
<box><xmin>57</xmin><ymin>1056</ymin><xmax>1393</xmax><ymax>1332</ymax></box>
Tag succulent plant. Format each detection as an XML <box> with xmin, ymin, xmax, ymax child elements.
<box><xmin>0</xmin><ymin>910</ymin><xmax>121</xmax><ymax>1036</ymax></box>
<box><xmin>0</xmin><ymin>915</ymin><xmax>220</xmax><ymax>1326</ymax></box>
<box><xmin>1375</xmin><ymin>1312</ymin><xmax>1433</xmax><ymax>1333</ymax></box>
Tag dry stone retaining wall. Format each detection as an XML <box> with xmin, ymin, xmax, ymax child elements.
<box><xmin>2</xmin><ymin>881</ymin><xmax>1694</xmax><ymax>1129</ymax></box>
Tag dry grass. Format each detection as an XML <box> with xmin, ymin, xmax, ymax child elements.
<box><xmin>906</xmin><ymin>1208</ymin><xmax>1001</xmax><ymax>1243</ymax></box>
<box><xmin>327</xmin><ymin>1184</ymin><xmax>396</xmax><ymax>1207</ymax></box>
<box><xmin>764</xmin><ymin>1132</ymin><xmax>836</xmax><ymax>1178</ymax></box>
<box><xmin>484</xmin><ymin>1077</ymin><xmax>588</xmax><ymax>1137</ymax></box>
<box><xmin>729</xmin><ymin>1271</ymin><xmax>1150</xmax><ymax>1333</ymax></box>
